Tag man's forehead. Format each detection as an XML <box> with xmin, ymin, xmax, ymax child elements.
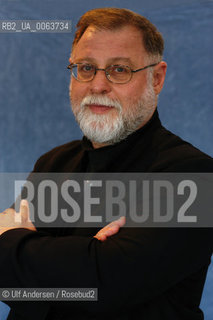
<box><xmin>71</xmin><ymin>25</ymin><xmax>147</xmax><ymax>63</ymax></box>
<box><xmin>80</xmin><ymin>25</ymin><xmax>100</xmax><ymax>40</ymax></box>
<box><xmin>76</xmin><ymin>25</ymin><xmax>143</xmax><ymax>46</ymax></box>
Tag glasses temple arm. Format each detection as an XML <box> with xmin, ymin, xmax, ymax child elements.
<box><xmin>132</xmin><ymin>62</ymin><xmax>160</xmax><ymax>73</ymax></box>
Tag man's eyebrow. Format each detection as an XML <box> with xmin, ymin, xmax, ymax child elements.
<box><xmin>73</xmin><ymin>57</ymin><xmax>135</xmax><ymax>66</ymax></box>
<box><xmin>107</xmin><ymin>57</ymin><xmax>134</xmax><ymax>65</ymax></box>
<box><xmin>73</xmin><ymin>57</ymin><xmax>96</xmax><ymax>63</ymax></box>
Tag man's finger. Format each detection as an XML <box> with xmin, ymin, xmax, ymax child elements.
<box><xmin>114</xmin><ymin>216</ymin><xmax>126</xmax><ymax>227</ymax></box>
<box><xmin>19</xmin><ymin>200</ymin><xmax>30</xmax><ymax>222</ymax></box>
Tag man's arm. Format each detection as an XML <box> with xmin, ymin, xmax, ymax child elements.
<box><xmin>0</xmin><ymin>205</ymin><xmax>212</xmax><ymax>313</ymax></box>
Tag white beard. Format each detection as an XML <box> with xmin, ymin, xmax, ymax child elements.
<box><xmin>70</xmin><ymin>80</ymin><xmax>157</xmax><ymax>145</ymax></box>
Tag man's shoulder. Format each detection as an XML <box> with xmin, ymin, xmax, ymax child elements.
<box><xmin>152</xmin><ymin>126</ymin><xmax>213</xmax><ymax>172</ymax></box>
<box><xmin>33</xmin><ymin>140</ymin><xmax>83</xmax><ymax>172</ymax></box>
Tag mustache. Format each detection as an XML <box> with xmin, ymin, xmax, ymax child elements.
<box><xmin>80</xmin><ymin>95</ymin><xmax>122</xmax><ymax>111</ymax></box>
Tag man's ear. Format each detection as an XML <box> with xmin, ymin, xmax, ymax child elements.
<box><xmin>152</xmin><ymin>61</ymin><xmax>167</xmax><ymax>95</ymax></box>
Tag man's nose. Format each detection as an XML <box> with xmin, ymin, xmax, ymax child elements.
<box><xmin>89</xmin><ymin>69</ymin><xmax>112</xmax><ymax>95</ymax></box>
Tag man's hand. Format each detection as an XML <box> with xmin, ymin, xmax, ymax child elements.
<box><xmin>94</xmin><ymin>216</ymin><xmax>126</xmax><ymax>241</ymax></box>
<box><xmin>0</xmin><ymin>200</ymin><xmax>36</xmax><ymax>235</ymax></box>
<box><xmin>0</xmin><ymin>202</ymin><xmax>125</xmax><ymax>240</ymax></box>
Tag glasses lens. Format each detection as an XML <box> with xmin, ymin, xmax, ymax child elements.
<box><xmin>72</xmin><ymin>64</ymin><xmax>95</xmax><ymax>82</ymax></box>
<box><xmin>106</xmin><ymin>65</ymin><xmax>131</xmax><ymax>83</ymax></box>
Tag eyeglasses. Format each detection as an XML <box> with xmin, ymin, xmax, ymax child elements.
<box><xmin>67</xmin><ymin>62</ymin><xmax>159</xmax><ymax>84</ymax></box>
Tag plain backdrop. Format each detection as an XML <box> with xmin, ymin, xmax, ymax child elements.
<box><xmin>0</xmin><ymin>0</ymin><xmax>212</xmax><ymax>318</ymax></box>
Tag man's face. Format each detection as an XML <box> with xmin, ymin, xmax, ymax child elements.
<box><xmin>69</xmin><ymin>25</ymin><xmax>164</xmax><ymax>148</ymax></box>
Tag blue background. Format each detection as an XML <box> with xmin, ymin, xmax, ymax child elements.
<box><xmin>0</xmin><ymin>0</ymin><xmax>212</xmax><ymax>318</ymax></box>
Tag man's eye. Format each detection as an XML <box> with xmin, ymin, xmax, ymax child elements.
<box><xmin>80</xmin><ymin>65</ymin><xmax>94</xmax><ymax>72</ymax></box>
<box><xmin>113</xmin><ymin>66</ymin><xmax>128</xmax><ymax>73</ymax></box>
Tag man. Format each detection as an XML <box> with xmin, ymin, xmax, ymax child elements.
<box><xmin>0</xmin><ymin>7</ymin><xmax>213</xmax><ymax>320</ymax></box>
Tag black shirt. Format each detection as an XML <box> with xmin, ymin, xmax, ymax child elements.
<box><xmin>2</xmin><ymin>110</ymin><xmax>213</xmax><ymax>320</ymax></box>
